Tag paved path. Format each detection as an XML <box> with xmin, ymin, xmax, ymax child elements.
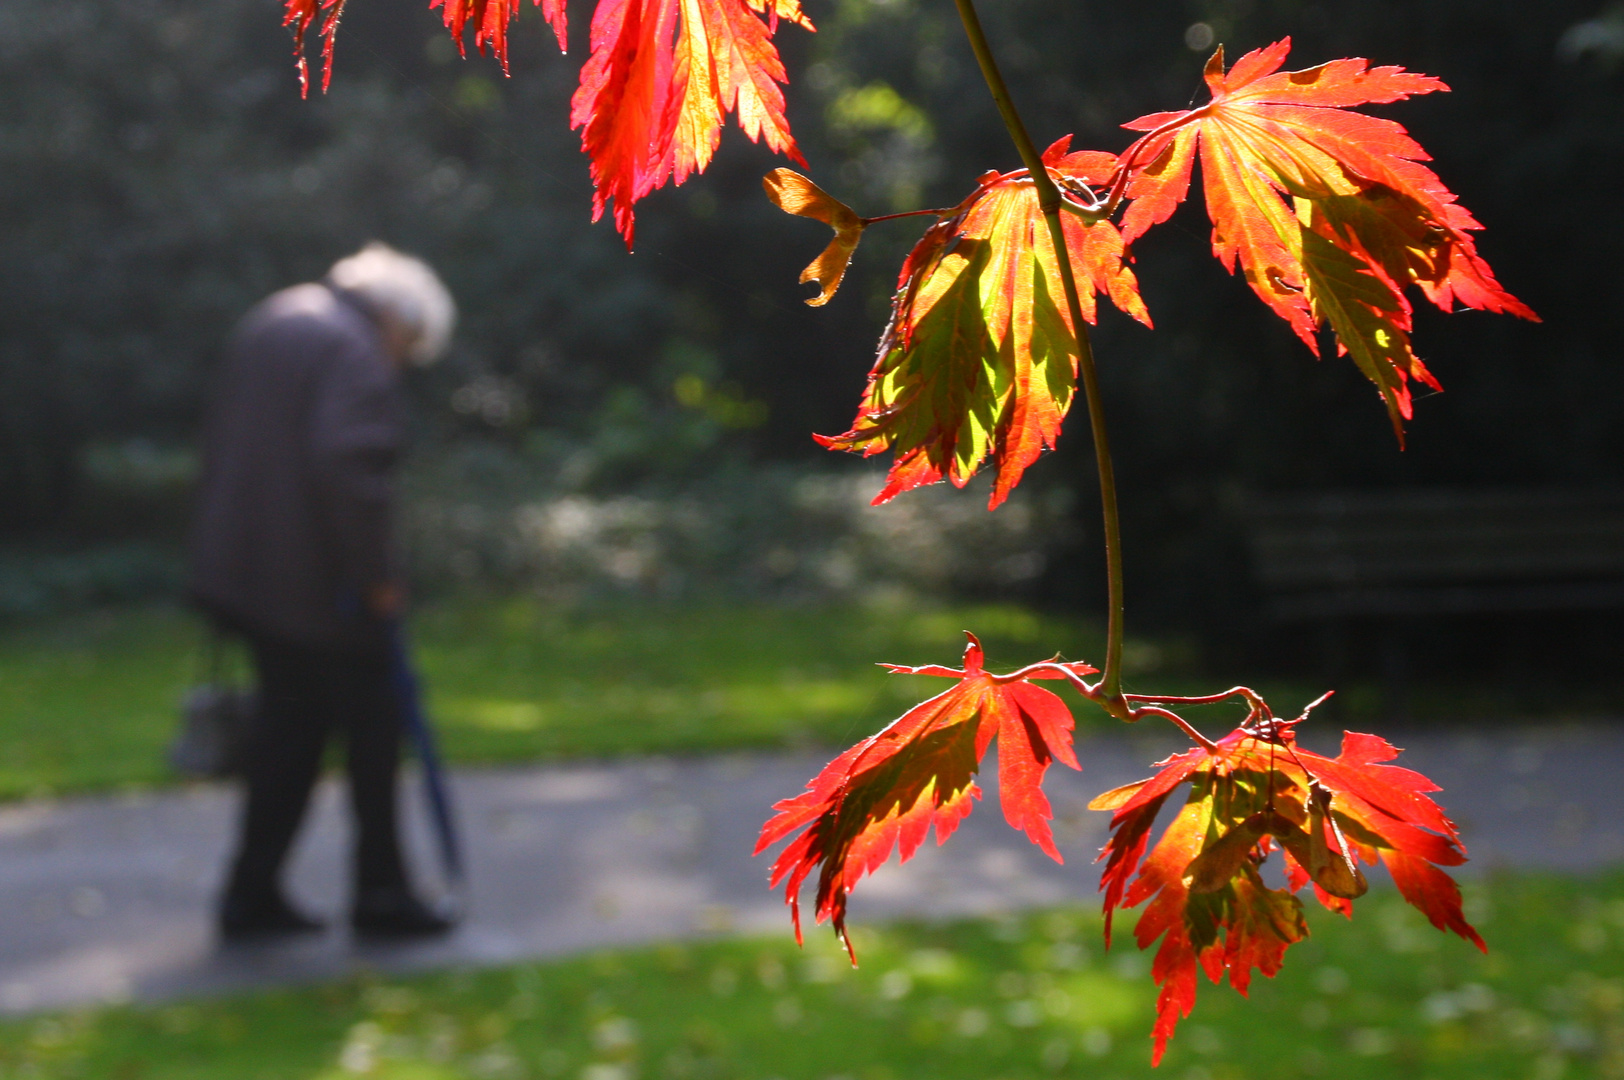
<box><xmin>0</xmin><ymin>724</ymin><xmax>1620</xmax><ymax>1015</ymax></box>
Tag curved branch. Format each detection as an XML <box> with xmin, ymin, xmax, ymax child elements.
<box><xmin>1121</xmin><ymin>706</ymin><xmax>1220</xmax><ymax>752</ymax></box>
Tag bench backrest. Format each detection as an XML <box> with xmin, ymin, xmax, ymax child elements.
<box><xmin>1247</xmin><ymin>489</ymin><xmax>1624</xmax><ymax>619</ymax></box>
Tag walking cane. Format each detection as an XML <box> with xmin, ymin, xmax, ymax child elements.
<box><xmin>386</xmin><ymin>620</ymin><xmax>465</xmax><ymax>895</ymax></box>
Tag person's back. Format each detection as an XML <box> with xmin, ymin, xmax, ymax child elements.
<box><xmin>189</xmin><ymin>244</ymin><xmax>457</xmax><ymax>941</ymax></box>
<box><xmin>190</xmin><ymin>281</ymin><xmax>403</xmax><ymax>653</ymax></box>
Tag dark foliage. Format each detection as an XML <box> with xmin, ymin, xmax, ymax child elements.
<box><xmin>0</xmin><ymin>0</ymin><xmax>1617</xmax><ymax>659</ymax></box>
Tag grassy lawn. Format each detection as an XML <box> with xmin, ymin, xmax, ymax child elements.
<box><xmin>412</xmin><ymin>598</ymin><xmax>1119</xmax><ymax>763</ymax></box>
<box><xmin>0</xmin><ymin>598</ymin><xmax>1181</xmax><ymax>800</ymax></box>
<box><xmin>3</xmin><ymin>872</ymin><xmax>1622</xmax><ymax>1078</ymax></box>
<box><xmin>5</xmin><ymin>593</ymin><xmax>1574</xmax><ymax>803</ymax></box>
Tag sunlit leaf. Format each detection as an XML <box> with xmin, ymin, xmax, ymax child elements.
<box><xmin>285</xmin><ymin>0</ymin><xmax>566</xmax><ymax>95</ymax></box>
<box><xmin>433</xmin><ymin>0</ymin><xmax>569</xmax><ymax>71</ymax></box>
<box><xmin>1095</xmin><ymin>708</ymin><xmax>1479</xmax><ymax>1064</ymax></box>
<box><xmin>571</xmin><ymin>0</ymin><xmax>812</xmax><ymax>247</ymax></box>
<box><xmin>288</xmin><ymin>0</ymin><xmax>808</xmax><ymax>245</ymax></box>
<box><xmin>1116</xmin><ymin>38</ymin><xmax>1536</xmax><ymax>439</ymax></box>
<box><xmin>756</xmin><ymin>634</ymin><xmax>1093</xmax><ymax>960</ymax></box>
<box><xmin>815</xmin><ymin>142</ymin><xmax>1150</xmax><ymax>509</ymax></box>
<box><xmin>282</xmin><ymin>0</ymin><xmax>346</xmax><ymax>97</ymax></box>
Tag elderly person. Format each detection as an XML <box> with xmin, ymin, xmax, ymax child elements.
<box><xmin>189</xmin><ymin>243</ymin><xmax>456</xmax><ymax>940</ymax></box>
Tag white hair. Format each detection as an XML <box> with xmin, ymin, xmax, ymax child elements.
<box><xmin>328</xmin><ymin>242</ymin><xmax>456</xmax><ymax>366</ymax></box>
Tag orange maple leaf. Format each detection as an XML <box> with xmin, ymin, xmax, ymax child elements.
<box><xmin>811</xmin><ymin>139</ymin><xmax>1150</xmax><ymax>509</ymax></box>
<box><xmin>755</xmin><ymin>633</ymin><xmax>1092</xmax><ymax>960</ymax></box>
<box><xmin>1116</xmin><ymin>38</ymin><xmax>1536</xmax><ymax>439</ymax></box>
<box><xmin>1092</xmin><ymin>707</ymin><xmax>1480</xmax><ymax>1064</ymax></box>
<box><xmin>284</xmin><ymin>0</ymin><xmax>806</xmax><ymax>244</ymax></box>
<box><xmin>570</xmin><ymin>0</ymin><xmax>812</xmax><ymax>247</ymax></box>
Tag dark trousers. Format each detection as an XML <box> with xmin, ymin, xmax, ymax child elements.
<box><xmin>224</xmin><ymin>633</ymin><xmax>408</xmax><ymax>905</ymax></box>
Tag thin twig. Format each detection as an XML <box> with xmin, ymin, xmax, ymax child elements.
<box><xmin>861</xmin><ymin>207</ymin><xmax>956</xmax><ymax>225</ymax></box>
<box><xmin>1124</xmin><ymin>706</ymin><xmax>1221</xmax><ymax>752</ymax></box>
<box><xmin>1010</xmin><ymin>660</ymin><xmax>1219</xmax><ymax>751</ymax></box>
<box><xmin>1124</xmin><ymin>687</ymin><xmax>1270</xmax><ymax>724</ymax></box>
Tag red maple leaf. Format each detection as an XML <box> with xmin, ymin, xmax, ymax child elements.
<box><xmin>283</xmin><ymin>0</ymin><xmax>346</xmax><ymax>97</ymax></box>
<box><xmin>755</xmin><ymin>633</ymin><xmax>1093</xmax><ymax>960</ymax></box>
<box><xmin>434</xmin><ymin>0</ymin><xmax>569</xmax><ymax>72</ymax></box>
<box><xmin>571</xmin><ymin>0</ymin><xmax>812</xmax><ymax>247</ymax></box>
<box><xmin>1114</xmin><ymin>38</ymin><xmax>1536</xmax><ymax>439</ymax></box>
<box><xmin>283</xmin><ymin>0</ymin><xmax>566</xmax><ymax>95</ymax></box>
<box><xmin>284</xmin><ymin>0</ymin><xmax>808</xmax><ymax>246</ymax></box>
<box><xmin>1091</xmin><ymin>705</ymin><xmax>1480</xmax><ymax>1065</ymax></box>
<box><xmin>809</xmin><ymin>139</ymin><xmax>1150</xmax><ymax>509</ymax></box>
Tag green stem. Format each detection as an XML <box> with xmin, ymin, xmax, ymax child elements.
<box><xmin>950</xmin><ymin>0</ymin><xmax>1128</xmax><ymax>712</ymax></box>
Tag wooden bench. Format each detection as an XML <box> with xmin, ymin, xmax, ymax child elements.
<box><xmin>1246</xmin><ymin>488</ymin><xmax>1624</xmax><ymax>623</ymax></box>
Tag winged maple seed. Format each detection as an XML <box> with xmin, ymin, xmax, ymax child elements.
<box><xmin>776</xmin><ymin>139</ymin><xmax>1149</xmax><ymax>510</ymax></box>
<box><xmin>761</xmin><ymin>170</ymin><xmax>867</xmax><ymax>307</ymax></box>
<box><xmin>755</xmin><ymin>633</ymin><xmax>1094</xmax><ymax>960</ymax></box>
<box><xmin>1092</xmin><ymin>693</ymin><xmax>1482</xmax><ymax>1064</ymax></box>
<box><xmin>284</xmin><ymin>0</ymin><xmax>810</xmax><ymax>246</ymax></box>
<box><xmin>1114</xmin><ymin>37</ymin><xmax>1537</xmax><ymax>440</ymax></box>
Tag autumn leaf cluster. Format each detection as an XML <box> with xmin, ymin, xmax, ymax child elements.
<box><xmin>757</xmin><ymin>637</ymin><xmax>1483</xmax><ymax>1063</ymax></box>
<box><xmin>748</xmin><ymin>55</ymin><xmax>1517</xmax><ymax>1060</ymax></box>
<box><xmin>286</xmin><ymin>0</ymin><xmax>1532</xmax><ymax>466</ymax></box>
<box><xmin>752</xmin><ymin>40</ymin><xmax>1524</xmax><ymax>1055</ymax></box>
<box><xmin>1090</xmin><ymin>708</ymin><xmax>1482</xmax><ymax>1062</ymax></box>
<box><xmin>773</xmin><ymin>39</ymin><xmax>1534</xmax><ymax>505</ymax></box>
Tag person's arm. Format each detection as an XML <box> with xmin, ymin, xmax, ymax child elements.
<box><xmin>308</xmin><ymin>338</ymin><xmax>406</xmax><ymax>617</ymax></box>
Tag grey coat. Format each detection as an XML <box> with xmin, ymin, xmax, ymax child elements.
<box><xmin>188</xmin><ymin>282</ymin><xmax>405</xmax><ymax>652</ymax></box>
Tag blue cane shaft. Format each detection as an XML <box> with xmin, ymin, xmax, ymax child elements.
<box><xmin>389</xmin><ymin>622</ymin><xmax>464</xmax><ymax>882</ymax></box>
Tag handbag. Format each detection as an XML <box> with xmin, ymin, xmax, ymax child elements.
<box><xmin>168</xmin><ymin>630</ymin><xmax>257</xmax><ymax>778</ymax></box>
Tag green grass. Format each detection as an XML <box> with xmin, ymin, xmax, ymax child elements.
<box><xmin>8</xmin><ymin>593</ymin><xmax>1573</xmax><ymax>803</ymax></box>
<box><xmin>5</xmin><ymin>873</ymin><xmax>1623</xmax><ymax>1079</ymax></box>
<box><xmin>0</xmin><ymin>598</ymin><xmax>1186</xmax><ymax>800</ymax></box>
<box><xmin>412</xmin><ymin>597</ymin><xmax>1116</xmax><ymax>762</ymax></box>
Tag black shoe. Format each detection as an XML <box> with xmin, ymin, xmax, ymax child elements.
<box><xmin>218</xmin><ymin>892</ymin><xmax>325</xmax><ymax>942</ymax></box>
<box><xmin>351</xmin><ymin>887</ymin><xmax>456</xmax><ymax>939</ymax></box>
